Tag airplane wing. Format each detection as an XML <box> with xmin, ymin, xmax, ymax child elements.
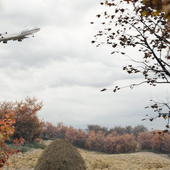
<box><xmin>13</xmin><ymin>36</ymin><xmax>28</xmax><ymax>41</ymax></box>
<box><xmin>0</xmin><ymin>35</ymin><xmax>29</xmax><ymax>43</ymax></box>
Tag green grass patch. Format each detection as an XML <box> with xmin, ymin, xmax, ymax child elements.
<box><xmin>6</xmin><ymin>141</ymin><xmax>46</xmax><ymax>153</ymax></box>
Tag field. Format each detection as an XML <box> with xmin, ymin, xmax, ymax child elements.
<box><xmin>4</xmin><ymin>140</ymin><xmax>170</xmax><ymax>170</ymax></box>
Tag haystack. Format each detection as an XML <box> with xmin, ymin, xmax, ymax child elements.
<box><xmin>34</xmin><ymin>139</ymin><xmax>86</xmax><ymax>170</ymax></box>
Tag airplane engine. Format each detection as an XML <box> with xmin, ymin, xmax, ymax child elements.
<box><xmin>0</xmin><ymin>32</ymin><xmax>7</xmax><ymax>37</ymax></box>
<box><xmin>0</xmin><ymin>32</ymin><xmax>7</xmax><ymax>36</ymax></box>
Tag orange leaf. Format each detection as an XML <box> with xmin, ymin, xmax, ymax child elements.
<box><xmin>7</xmin><ymin>162</ymin><xmax>10</xmax><ymax>167</ymax></box>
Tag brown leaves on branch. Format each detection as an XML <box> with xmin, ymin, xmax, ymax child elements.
<box><xmin>141</xmin><ymin>0</ymin><xmax>170</xmax><ymax>24</ymax></box>
<box><xmin>91</xmin><ymin>0</ymin><xmax>170</xmax><ymax>91</ymax></box>
<box><xmin>143</xmin><ymin>100</ymin><xmax>170</xmax><ymax>131</ymax></box>
<box><xmin>101</xmin><ymin>88</ymin><xmax>107</xmax><ymax>92</ymax></box>
<box><xmin>113</xmin><ymin>86</ymin><xmax>120</xmax><ymax>93</ymax></box>
<box><xmin>92</xmin><ymin>0</ymin><xmax>170</xmax><ymax>130</ymax></box>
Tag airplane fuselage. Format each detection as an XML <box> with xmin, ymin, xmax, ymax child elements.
<box><xmin>0</xmin><ymin>27</ymin><xmax>40</xmax><ymax>43</ymax></box>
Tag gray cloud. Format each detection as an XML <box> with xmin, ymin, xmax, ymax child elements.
<box><xmin>0</xmin><ymin>0</ymin><xmax>168</xmax><ymax>131</ymax></box>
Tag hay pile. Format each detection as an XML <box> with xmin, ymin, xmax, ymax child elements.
<box><xmin>34</xmin><ymin>139</ymin><xmax>86</xmax><ymax>170</ymax></box>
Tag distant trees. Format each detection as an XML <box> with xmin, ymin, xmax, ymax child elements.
<box><xmin>86</xmin><ymin>124</ymin><xmax>148</xmax><ymax>138</ymax></box>
<box><xmin>132</xmin><ymin>125</ymin><xmax>148</xmax><ymax>139</ymax></box>
<box><xmin>87</xmin><ymin>125</ymin><xmax>108</xmax><ymax>135</ymax></box>
<box><xmin>42</xmin><ymin>122</ymin><xmax>56</xmax><ymax>139</ymax></box>
<box><xmin>42</xmin><ymin>122</ymin><xmax>170</xmax><ymax>153</ymax></box>
<box><xmin>42</xmin><ymin>122</ymin><xmax>68</xmax><ymax>139</ymax></box>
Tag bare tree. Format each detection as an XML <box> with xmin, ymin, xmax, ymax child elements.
<box><xmin>92</xmin><ymin>0</ymin><xmax>170</xmax><ymax>130</ymax></box>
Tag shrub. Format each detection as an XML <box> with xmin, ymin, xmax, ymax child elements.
<box><xmin>84</xmin><ymin>131</ymin><xmax>96</xmax><ymax>150</ymax></box>
<box><xmin>26</xmin><ymin>142</ymin><xmax>46</xmax><ymax>149</ymax></box>
<box><xmin>65</xmin><ymin>126</ymin><xmax>78</xmax><ymax>145</ymax></box>
<box><xmin>43</xmin><ymin>122</ymin><xmax>57</xmax><ymax>139</ymax></box>
<box><xmin>75</xmin><ymin>128</ymin><xmax>87</xmax><ymax>148</ymax></box>
<box><xmin>104</xmin><ymin>133</ymin><xmax>119</xmax><ymax>154</ymax></box>
<box><xmin>55</xmin><ymin>122</ymin><xmax>68</xmax><ymax>139</ymax></box>
<box><xmin>93</xmin><ymin>131</ymin><xmax>105</xmax><ymax>152</ymax></box>
<box><xmin>0</xmin><ymin>113</ymin><xmax>24</xmax><ymax>169</ymax></box>
<box><xmin>104</xmin><ymin>133</ymin><xmax>137</xmax><ymax>154</ymax></box>
<box><xmin>20</xmin><ymin>146</ymin><xmax>30</xmax><ymax>153</ymax></box>
<box><xmin>12</xmin><ymin>97</ymin><xmax>44</xmax><ymax>142</ymax></box>
<box><xmin>137</xmin><ymin>131</ymin><xmax>152</xmax><ymax>150</ymax></box>
<box><xmin>84</xmin><ymin>130</ymin><xmax>105</xmax><ymax>152</ymax></box>
<box><xmin>151</xmin><ymin>131</ymin><xmax>170</xmax><ymax>152</ymax></box>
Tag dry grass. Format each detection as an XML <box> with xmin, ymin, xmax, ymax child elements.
<box><xmin>4</xmin><ymin>140</ymin><xmax>170</xmax><ymax>170</ymax></box>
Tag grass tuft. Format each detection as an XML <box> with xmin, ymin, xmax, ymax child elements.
<box><xmin>6</xmin><ymin>141</ymin><xmax>46</xmax><ymax>153</ymax></box>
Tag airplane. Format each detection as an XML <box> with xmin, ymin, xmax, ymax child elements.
<box><xmin>0</xmin><ymin>27</ymin><xmax>40</xmax><ymax>43</ymax></box>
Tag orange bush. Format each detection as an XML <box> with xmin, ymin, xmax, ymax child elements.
<box><xmin>104</xmin><ymin>133</ymin><xmax>119</xmax><ymax>154</ymax></box>
<box><xmin>138</xmin><ymin>131</ymin><xmax>152</xmax><ymax>150</ymax></box>
<box><xmin>0</xmin><ymin>113</ymin><xmax>24</xmax><ymax>169</ymax></box>
<box><xmin>93</xmin><ymin>131</ymin><xmax>105</xmax><ymax>151</ymax></box>
<box><xmin>43</xmin><ymin>122</ymin><xmax>57</xmax><ymax>139</ymax></box>
<box><xmin>75</xmin><ymin>128</ymin><xmax>87</xmax><ymax>148</ymax></box>
<box><xmin>138</xmin><ymin>130</ymin><xmax>170</xmax><ymax>152</ymax></box>
<box><xmin>104</xmin><ymin>132</ymin><xmax>137</xmax><ymax>154</ymax></box>
<box><xmin>84</xmin><ymin>130</ymin><xmax>96</xmax><ymax>150</ymax></box>
<box><xmin>55</xmin><ymin>122</ymin><xmax>68</xmax><ymax>139</ymax></box>
<box><xmin>151</xmin><ymin>131</ymin><xmax>170</xmax><ymax>152</ymax></box>
<box><xmin>13</xmin><ymin>97</ymin><xmax>44</xmax><ymax>142</ymax></box>
<box><xmin>65</xmin><ymin>126</ymin><xmax>78</xmax><ymax>144</ymax></box>
<box><xmin>84</xmin><ymin>130</ymin><xmax>105</xmax><ymax>152</ymax></box>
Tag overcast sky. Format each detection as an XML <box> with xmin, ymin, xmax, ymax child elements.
<box><xmin>0</xmin><ymin>0</ymin><xmax>169</xmax><ymax>131</ymax></box>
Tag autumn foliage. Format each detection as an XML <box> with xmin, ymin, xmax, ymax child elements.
<box><xmin>12</xmin><ymin>97</ymin><xmax>44</xmax><ymax>142</ymax></box>
<box><xmin>75</xmin><ymin>128</ymin><xmax>87</xmax><ymax>148</ymax></box>
<box><xmin>42</xmin><ymin>122</ymin><xmax>170</xmax><ymax>154</ymax></box>
<box><xmin>65</xmin><ymin>126</ymin><xmax>78</xmax><ymax>145</ymax></box>
<box><xmin>0</xmin><ymin>96</ymin><xmax>45</xmax><ymax>169</ymax></box>
<box><xmin>141</xmin><ymin>0</ymin><xmax>170</xmax><ymax>24</ymax></box>
<box><xmin>85</xmin><ymin>131</ymin><xmax>105</xmax><ymax>152</ymax></box>
<box><xmin>104</xmin><ymin>132</ymin><xmax>137</xmax><ymax>154</ymax></box>
<box><xmin>137</xmin><ymin>131</ymin><xmax>153</xmax><ymax>150</ymax></box>
<box><xmin>43</xmin><ymin>123</ymin><xmax>138</xmax><ymax>154</ymax></box>
<box><xmin>0</xmin><ymin>113</ymin><xmax>24</xmax><ymax>169</ymax></box>
<box><xmin>93</xmin><ymin>0</ymin><xmax>170</xmax><ymax>130</ymax></box>
<box><xmin>138</xmin><ymin>130</ymin><xmax>170</xmax><ymax>152</ymax></box>
<box><xmin>42</xmin><ymin>122</ymin><xmax>56</xmax><ymax>139</ymax></box>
